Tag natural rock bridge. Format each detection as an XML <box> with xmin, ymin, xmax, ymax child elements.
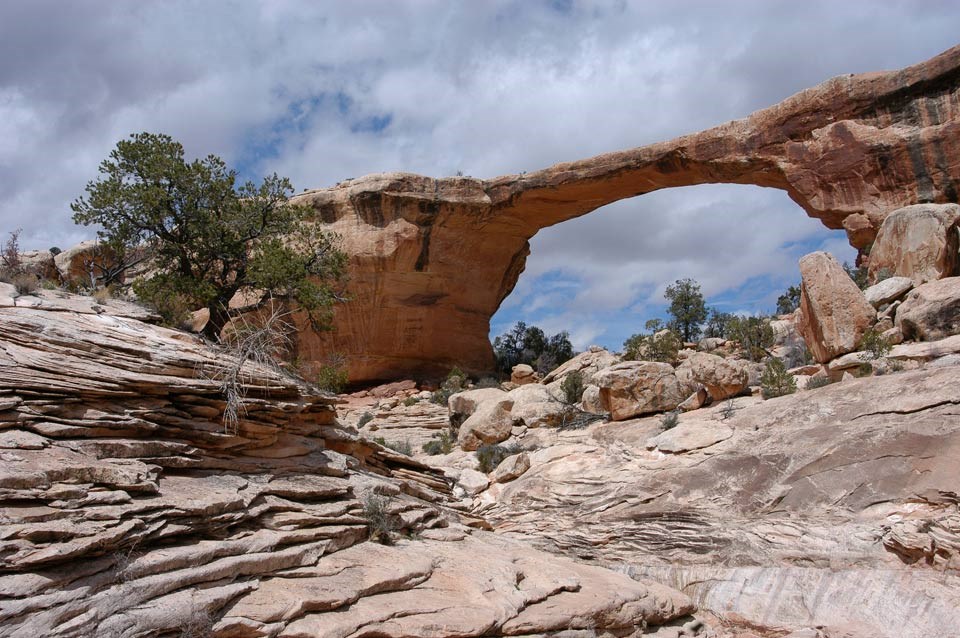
<box><xmin>290</xmin><ymin>45</ymin><xmax>960</xmax><ymax>383</ymax></box>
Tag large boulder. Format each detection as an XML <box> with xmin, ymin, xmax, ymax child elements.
<box><xmin>594</xmin><ymin>361</ymin><xmax>694</xmax><ymax>421</ymax></box>
<box><xmin>509</xmin><ymin>364</ymin><xmax>537</xmax><ymax>386</ymax></box>
<box><xmin>449</xmin><ymin>388</ymin><xmax>508</xmax><ymax>422</ymax></box>
<box><xmin>53</xmin><ymin>240</ymin><xmax>121</xmax><ymax>287</ymax></box>
<box><xmin>542</xmin><ymin>346</ymin><xmax>619</xmax><ymax>386</ymax></box>
<box><xmin>796</xmin><ymin>252</ymin><xmax>876</xmax><ymax>364</ymax></box>
<box><xmin>675</xmin><ymin>352</ymin><xmax>749</xmax><ymax>402</ymax></box>
<box><xmin>506</xmin><ymin>384</ymin><xmax>574</xmax><ymax>428</ymax></box>
<box><xmin>867</xmin><ymin>203</ymin><xmax>960</xmax><ymax>285</ymax></box>
<box><xmin>457</xmin><ymin>396</ymin><xmax>515</xmax><ymax>451</ymax></box>
<box><xmin>491</xmin><ymin>452</ymin><xmax>531</xmax><ymax>483</ymax></box>
<box><xmin>895</xmin><ymin>277</ymin><xmax>960</xmax><ymax>342</ymax></box>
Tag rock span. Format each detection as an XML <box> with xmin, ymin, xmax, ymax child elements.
<box><xmin>289</xmin><ymin>45</ymin><xmax>960</xmax><ymax>383</ymax></box>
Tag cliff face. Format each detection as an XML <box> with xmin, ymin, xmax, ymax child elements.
<box><xmin>289</xmin><ymin>45</ymin><xmax>960</xmax><ymax>383</ymax></box>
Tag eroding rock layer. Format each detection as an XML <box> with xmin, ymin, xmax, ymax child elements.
<box><xmin>289</xmin><ymin>45</ymin><xmax>960</xmax><ymax>382</ymax></box>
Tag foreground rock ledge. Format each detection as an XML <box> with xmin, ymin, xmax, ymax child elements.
<box><xmin>0</xmin><ymin>299</ymin><xmax>693</xmax><ymax>637</ymax></box>
<box><xmin>287</xmin><ymin>44</ymin><xmax>960</xmax><ymax>382</ymax></box>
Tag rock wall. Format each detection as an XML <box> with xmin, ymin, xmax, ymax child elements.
<box><xmin>290</xmin><ymin>44</ymin><xmax>960</xmax><ymax>383</ymax></box>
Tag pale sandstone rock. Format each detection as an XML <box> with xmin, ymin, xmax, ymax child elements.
<box><xmin>457</xmin><ymin>397</ymin><xmax>515</xmax><ymax>451</ymax></box>
<box><xmin>867</xmin><ymin>203</ymin><xmax>960</xmax><ymax>284</ymax></box>
<box><xmin>881</xmin><ymin>325</ymin><xmax>904</xmax><ymax>345</ymax></box>
<box><xmin>864</xmin><ymin>276</ymin><xmax>913</xmax><ymax>307</ymax></box>
<box><xmin>457</xmin><ymin>468</ymin><xmax>490</xmax><ymax>495</ymax></box>
<box><xmin>797</xmin><ymin>252</ymin><xmax>876</xmax><ymax>363</ymax></box>
<box><xmin>448</xmin><ymin>387</ymin><xmax>507</xmax><ymax>421</ymax></box>
<box><xmin>510</xmin><ymin>363</ymin><xmax>537</xmax><ymax>385</ymax></box>
<box><xmin>595</xmin><ymin>362</ymin><xmax>693</xmax><ymax>421</ymax></box>
<box><xmin>678</xmin><ymin>386</ymin><xmax>709</xmax><ymax>412</ymax></box>
<box><xmin>647</xmin><ymin>420</ymin><xmax>734</xmax><ymax>454</ymax></box>
<box><xmin>895</xmin><ymin>277</ymin><xmax>960</xmax><ymax>341</ymax></box>
<box><xmin>675</xmin><ymin>352</ymin><xmax>750</xmax><ymax>402</ymax></box>
<box><xmin>542</xmin><ymin>346</ymin><xmax>619</xmax><ymax>386</ymax></box>
<box><xmin>888</xmin><ymin>334</ymin><xmax>960</xmax><ymax>361</ymax></box>
<box><xmin>580</xmin><ymin>384</ymin><xmax>604</xmax><ymax>414</ymax></box>
<box><xmin>492</xmin><ymin>452</ymin><xmax>531</xmax><ymax>483</ymax></box>
<box><xmin>507</xmin><ymin>383</ymin><xmax>574</xmax><ymax>428</ymax></box>
<box><xmin>697</xmin><ymin>337</ymin><xmax>726</xmax><ymax>351</ymax></box>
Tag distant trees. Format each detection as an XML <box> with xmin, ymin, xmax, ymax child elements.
<box><xmin>665</xmin><ymin>278</ymin><xmax>707</xmax><ymax>342</ymax></box>
<box><xmin>71</xmin><ymin>132</ymin><xmax>347</xmax><ymax>341</ymax></box>
<box><xmin>493</xmin><ymin>321</ymin><xmax>574</xmax><ymax>375</ymax></box>
<box><xmin>776</xmin><ymin>285</ymin><xmax>801</xmax><ymax>315</ymax></box>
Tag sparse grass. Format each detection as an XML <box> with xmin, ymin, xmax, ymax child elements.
<box><xmin>357</xmin><ymin>411</ymin><xmax>374</xmax><ymax>428</ymax></box>
<box><xmin>92</xmin><ymin>286</ymin><xmax>111</xmax><ymax>304</ymax></box>
<box><xmin>373</xmin><ymin>436</ymin><xmax>412</xmax><ymax>456</ymax></box>
<box><xmin>363</xmin><ymin>493</ymin><xmax>395</xmax><ymax>544</ymax></box>
<box><xmin>476</xmin><ymin>443</ymin><xmax>522</xmax><ymax>473</ymax></box>
<box><xmin>11</xmin><ymin>273</ymin><xmax>38</xmax><ymax>295</ymax></box>
<box><xmin>179</xmin><ymin>605</ymin><xmax>214</xmax><ymax>638</ymax></box>
<box><xmin>805</xmin><ymin>375</ymin><xmax>835</xmax><ymax>390</ymax></box>
<box><xmin>720</xmin><ymin>399</ymin><xmax>736</xmax><ymax>420</ymax></box>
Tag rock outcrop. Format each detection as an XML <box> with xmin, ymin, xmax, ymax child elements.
<box><xmin>895</xmin><ymin>276</ymin><xmax>960</xmax><ymax>340</ymax></box>
<box><xmin>867</xmin><ymin>203</ymin><xmax>960</xmax><ymax>284</ymax></box>
<box><xmin>0</xmin><ymin>296</ymin><xmax>696</xmax><ymax>637</ymax></box>
<box><xmin>796</xmin><ymin>251</ymin><xmax>876</xmax><ymax>363</ymax></box>
<box><xmin>283</xmin><ymin>45</ymin><xmax>960</xmax><ymax>382</ymax></box>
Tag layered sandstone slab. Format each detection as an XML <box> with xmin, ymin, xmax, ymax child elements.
<box><xmin>288</xmin><ymin>45</ymin><xmax>960</xmax><ymax>382</ymax></box>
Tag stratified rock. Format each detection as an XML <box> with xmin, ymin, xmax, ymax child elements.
<box><xmin>675</xmin><ymin>352</ymin><xmax>749</xmax><ymax>402</ymax></box>
<box><xmin>458</xmin><ymin>468</ymin><xmax>490</xmax><ymax>495</ymax></box>
<box><xmin>595</xmin><ymin>362</ymin><xmax>693</xmax><ymax>421</ymax></box>
<box><xmin>895</xmin><ymin>277</ymin><xmax>960</xmax><ymax>341</ymax></box>
<box><xmin>457</xmin><ymin>397</ymin><xmax>515</xmax><ymax>451</ymax></box>
<box><xmin>507</xmin><ymin>383</ymin><xmax>574</xmax><ymax>428</ymax></box>
<box><xmin>287</xmin><ymin>46</ymin><xmax>960</xmax><ymax>383</ymax></box>
<box><xmin>510</xmin><ymin>363</ymin><xmax>537</xmax><ymax>385</ymax></box>
<box><xmin>797</xmin><ymin>252</ymin><xmax>876</xmax><ymax>363</ymax></box>
<box><xmin>864</xmin><ymin>276</ymin><xmax>913</xmax><ymax>307</ymax></box>
<box><xmin>867</xmin><ymin>204</ymin><xmax>960</xmax><ymax>284</ymax></box>
<box><xmin>492</xmin><ymin>452</ymin><xmax>531</xmax><ymax>483</ymax></box>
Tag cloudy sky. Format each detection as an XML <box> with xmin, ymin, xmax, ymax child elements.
<box><xmin>2</xmin><ymin>1</ymin><xmax>958</xmax><ymax>350</ymax></box>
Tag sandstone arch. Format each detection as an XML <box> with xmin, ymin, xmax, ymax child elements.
<box><xmin>290</xmin><ymin>45</ymin><xmax>960</xmax><ymax>383</ymax></box>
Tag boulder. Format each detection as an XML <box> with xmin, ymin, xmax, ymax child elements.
<box><xmin>457</xmin><ymin>397</ymin><xmax>515</xmax><ymax>451</ymax></box>
<box><xmin>867</xmin><ymin>203</ymin><xmax>960</xmax><ymax>284</ymax></box>
<box><xmin>53</xmin><ymin>240</ymin><xmax>121</xmax><ymax>287</ymax></box>
<box><xmin>458</xmin><ymin>468</ymin><xmax>490</xmax><ymax>495</ymax></box>
<box><xmin>697</xmin><ymin>337</ymin><xmax>726</xmax><ymax>352</ymax></box>
<box><xmin>675</xmin><ymin>352</ymin><xmax>750</xmax><ymax>402</ymax></box>
<box><xmin>647</xmin><ymin>421</ymin><xmax>734</xmax><ymax>454</ymax></box>
<box><xmin>491</xmin><ymin>452</ymin><xmax>531</xmax><ymax>483</ymax></box>
<box><xmin>895</xmin><ymin>277</ymin><xmax>960</xmax><ymax>341</ymax></box>
<box><xmin>449</xmin><ymin>388</ymin><xmax>507</xmax><ymax>420</ymax></box>
<box><xmin>864</xmin><ymin>276</ymin><xmax>914</xmax><ymax>307</ymax></box>
<box><xmin>510</xmin><ymin>363</ymin><xmax>537</xmax><ymax>386</ymax></box>
<box><xmin>580</xmin><ymin>384</ymin><xmax>604</xmax><ymax>414</ymax></box>
<box><xmin>796</xmin><ymin>252</ymin><xmax>876</xmax><ymax>363</ymax></box>
<box><xmin>542</xmin><ymin>346</ymin><xmax>619</xmax><ymax>386</ymax></box>
<box><xmin>594</xmin><ymin>362</ymin><xmax>693</xmax><ymax>421</ymax></box>
<box><xmin>507</xmin><ymin>383</ymin><xmax>573</xmax><ymax>428</ymax></box>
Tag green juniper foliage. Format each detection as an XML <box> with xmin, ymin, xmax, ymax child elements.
<box><xmin>72</xmin><ymin>132</ymin><xmax>347</xmax><ymax>340</ymax></box>
<box><xmin>665</xmin><ymin>278</ymin><xmax>707</xmax><ymax>342</ymax></box>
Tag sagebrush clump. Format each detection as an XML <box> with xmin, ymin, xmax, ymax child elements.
<box><xmin>760</xmin><ymin>358</ymin><xmax>797</xmax><ymax>399</ymax></box>
<box><xmin>476</xmin><ymin>443</ymin><xmax>522</xmax><ymax>473</ymax></box>
<box><xmin>560</xmin><ymin>370</ymin><xmax>585</xmax><ymax>405</ymax></box>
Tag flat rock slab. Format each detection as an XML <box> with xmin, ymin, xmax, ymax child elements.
<box><xmin>647</xmin><ymin>421</ymin><xmax>734</xmax><ymax>453</ymax></box>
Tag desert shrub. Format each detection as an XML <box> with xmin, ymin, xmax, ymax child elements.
<box><xmin>431</xmin><ymin>367</ymin><xmax>467</xmax><ymax>405</ymax></box>
<box><xmin>357</xmin><ymin>411</ymin><xmax>374</xmax><ymax>428</ymax></box>
<box><xmin>805</xmin><ymin>375</ymin><xmax>835</xmax><ymax>390</ymax></box>
<box><xmin>403</xmin><ymin>396</ymin><xmax>418</xmax><ymax>407</ymax></box>
<box><xmin>661</xmin><ymin>410</ymin><xmax>679</xmax><ymax>429</ymax></box>
<box><xmin>720</xmin><ymin>399</ymin><xmax>737</xmax><ymax>420</ymax></box>
<box><xmin>857</xmin><ymin>362</ymin><xmax>874</xmax><ymax>377</ymax></box>
<box><xmin>92</xmin><ymin>286</ymin><xmax>112</xmax><ymax>304</ymax></box>
<box><xmin>1</xmin><ymin>228</ymin><xmax>23</xmax><ymax>280</ymax></box>
<box><xmin>362</xmin><ymin>493</ymin><xmax>395</xmax><ymax>544</ymax></box>
<box><xmin>560</xmin><ymin>370</ymin><xmax>585</xmax><ymax>404</ymax></box>
<box><xmin>557</xmin><ymin>408</ymin><xmax>607</xmax><ymax>431</ymax></box>
<box><xmin>725</xmin><ymin>315</ymin><xmax>775</xmax><ymax>362</ymax></box>
<box><xmin>422</xmin><ymin>430</ymin><xmax>455</xmax><ymax>455</ymax></box>
<box><xmin>372</xmin><ymin>436</ymin><xmax>412</xmax><ymax>455</ymax></box>
<box><xmin>760</xmin><ymin>358</ymin><xmax>797</xmax><ymax>399</ymax></box>
<box><xmin>623</xmin><ymin>330</ymin><xmax>681</xmax><ymax>363</ymax></box>
<box><xmin>475</xmin><ymin>376</ymin><xmax>500</xmax><ymax>389</ymax></box>
<box><xmin>874</xmin><ymin>267</ymin><xmax>893</xmax><ymax>283</ymax></box>
<box><xmin>179</xmin><ymin>607</ymin><xmax>215</xmax><ymax>638</ymax></box>
<box><xmin>888</xmin><ymin>359</ymin><xmax>904</xmax><ymax>372</ymax></box>
<box><xmin>316</xmin><ymin>355</ymin><xmax>348</xmax><ymax>393</ymax></box>
<box><xmin>476</xmin><ymin>443</ymin><xmax>521</xmax><ymax>473</ymax></box>
<box><xmin>859</xmin><ymin>327</ymin><xmax>892</xmax><ymax>360</ymax></box>
<box><xmin>11</xmin><ymin>273</ymin><xmax>38</xmax><ymax>295</ymax></box>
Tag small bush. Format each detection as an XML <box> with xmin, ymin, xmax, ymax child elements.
<box><xmin>1</xmin><ymin>228</ymin><xmax>23</xmax><ymax>278</ymax></box>
<box><xmin>92</xmin><ymin>286</ymin><xmax>111</xmax><ymax>304</ymax></box>
<box><xmin>372</xmin><ymin>436</ymin><xmax>412</xmax><ymax>456</ymax></box>
<box><xmin>888</xmin><ymin>359</ymin><xmax>904</xmax><ymax>372</ymax></box>
<box><xmin>661</xmin><ymin>410</ymin><xmax>679</xmax><ymax>430</ymax></box>
<box><xmin>11</xmin><ymin>273</ymin><xmax>38</xmax><ymax>295</ymax></box>
<box><xmin>859</xmin><ymin>327</ymin><xmax>892</xmax><ymax>360</ymax></box>
<box><xmin>623</xmin><ymin>330</ymin><xmax>681</xmax><ymax>363</ymax></box>
<box><xmin>431</xmin><ymin>367</ymin><xmax>467</xmax><ymax>405</ymax></box>
<box><xmin>857</xmin><ymin>362</ymin><xmax>874</xmax><ymax>377</ymax></box>
<box><xmin>760</xmin><ymin>358</ymin><xmax>797</xmax><ymax>399</ymax></box>
<box><xmin>362</xmin><ymin>493</ymin><xmax>395</xmax><ymax>544</ymax></box>
<box><xmin>403</xmin><ymin>396</ymin><xmax>418</xmax><ymax>407</ymax></box>
<box><xmin>805</xmin><ymin>375</ymin><xmax>835</xmax><ymax>390</ymax></box>
<box><xmin>316</xmin><ymin>358</ymin><xmax>349</xmax><ymax>393</ymax></box>
<box><xmin>720</xmin><ymin>399</ymin><xmax>737</xmax><ymax>420</ymax></box>
<box><xmin>475</xmin><ymin>376</ymin><xmax>501</xmax><ymax>389</ymax></box>
<box><xmin>422</xmin><ymin>430</ymin><xmax>455</xmax><ymax>455</ymax></box>
<box><xmin>560</xmin><ymin>370</ymin><xmax>585</xmax><ymax>405</ymax></box>
<box><xmin>476</xmin><ymin>443</ymin><xmax>521</xmax><ymax>473</ymax></box>
<box><xmin>725</xmin><ymin>315</ymin><xmax>775</xmax><ymax>362</ymax></box>
<box><xmin>357</xmin><ymin>411</ymin><xmax>374</xmax><ymax>428</ymax></box>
